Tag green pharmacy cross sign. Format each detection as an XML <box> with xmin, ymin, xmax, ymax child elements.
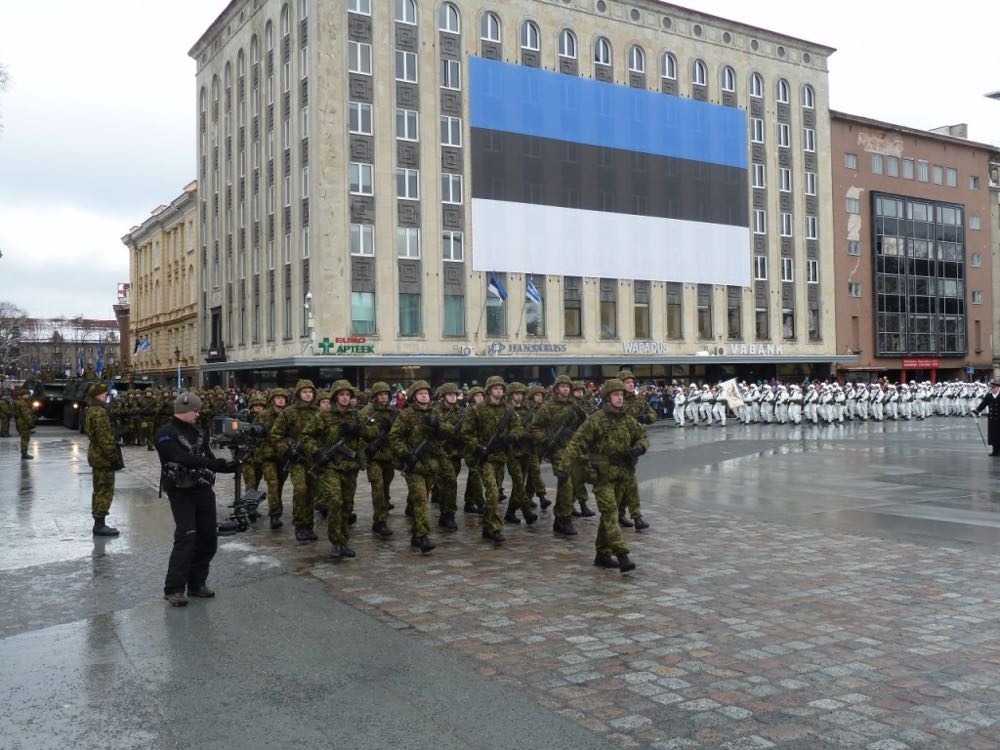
<box><xmin>318</xmin><ymin>336</ymin><xmax>375</xmax><ymax>355</ymax></box>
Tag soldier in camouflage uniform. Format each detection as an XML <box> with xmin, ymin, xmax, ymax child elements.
<box><xmin>562</xmin><ymin>379</ymin><xmax>645</xmax><ymax>573</ymax></box>
<box><xmin>0</xmin><ymin>390</ymin><xmax>11</xmax><ymax>437</ymax></box>
<box><xmin>616</xmin><ymin>369</ymin><xmax>655</xmax><ymax>530</ymax></box>
<box><xmin>241</xmin><ymin>395</ymin><xmax>267</xmax><ymax>494</ymax></box>
<box><xmin>525</xmin><ymin>385</ymin><xmax>549</xmax><ymax>508</ymax></box>
<box><xmin>14</xmin><ymin>389</ymin><xmax>34</xmax><ymax>458</ymax></box>
<box><xmin>359</xmin><ymin>382</ymin><xmax>397</xmax><ymax>538</ymax></box>
<box><xmin>254</xmin><ymin>388</ymin><xmax>288</xmax><ymax>528</ymax></box>
<box><xmin>269</xmin><ymin>379</ymin><xmax>320</xmax><ymax>542</ymax></box>
<box><xmin>389</xmin><ymin>380</ymin><xmax>440</xmax><ymax>554</ymax></box>
<box><xmin>85</xmin><ymin>383</ymin><xmax>121</xmax><ymax>536</ymax></box>
<box><xmin>503</xmin><ymin>382</ymin><xmax>539</xmax><ymax>526</ymax></box>
<box><xmin>462</xmin><ymin>386</ymin><xmax>486</xmax><ymax>514</ymax></box>
<box><xmin>137</xmin><ymin>389</ymin><xmax>159</xmax><ymax>450</ymax></box>
<box><xmin>532</xmin><ymin>375</ymin><xmax>587</xmax><ymax>536</ymax></box>
<box><xmin>155</xmin><ymin>390</ymin><xmax>175</xmax><ymax>442</ymax></box>
<box><xmin>462</xmin><ymin>375</ymin><xmax>523</xmax><ymax>543</ymax></box>
<box><xmin>569</xmin><ymin>381</ymin><xmax>597</xmax><ymax>518</ymax></box>
<box><xmin>303</xmin><ymin>380</ymin><xmax>377</xmax><ymax>559</ymax></box>
<box><xmin>429</xmin><ymin>382</ymin><xmax>462</xmax><ymax>530</ymax></box>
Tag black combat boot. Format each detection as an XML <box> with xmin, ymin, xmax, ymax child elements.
<box><xmin>411</xmin><ymin>535</ymin><xmax>435</xmax><ymax>554</ymax></box>
<box><xmin>538</xmin><ymin>494</ymin><xmax>551</xmax><ymax>510</ymax></box>
<box><xmin>92</xmin><ymin>518</ymin><xmax>120</xmax><ymax>537</ymax></box>
<box><xmin>481</xmin><ymin>527</ymin><xmax>505</xmax><ymax>543</ymax></box>
<box><xmin>372</xmin><ymin>520</ymin><xmax>393</xmax><ymax>538</ymax></box>
<box><xmin>633</xmin><ymin>516</ymin><xmax>650</xmax><ymax>531</ymax></box>
<box><xmin>270</xmin><ymin>515</ymin><xmax>283</xmax><ymax>530</ymax></box>
<box><xmin>578</xmin><ymin>501</ymin><xmax>596</xmax><ymax>517</ymax></box>
<box><xmin>317</xmin><ymin>507</ymin><xmax>329</xmax><ymax>520</ymax></box>
<box><xmin>503</xmin><ymin>508</ymin><xmax>521</xmax><ymax>525</ymax></box>
<box><xmin>21</xmin><ymin>452</ymin><xmax>32</xmax><ymax>460</ymax></box>
<box><xmin>438</xmin><ymin>514</ymin><xmax>458</xmax><ymax>531</ymax></box>
<box><xmin>522</xmin><ymin>508</ymin><xmax>538</xmax><ymax>525</ymax></box>
<box><xmin>498</xmin><ymin>488</ymin><xmax>507</xmax><ymax>502</ymax></box>
<box><xmin>594</xmin><ymin>552</ymin><xmax>618</xmax><ymax>569</ymax></box>
<box><xmin>405</xmin><ymin>504</ymin><xmax>414</xmax><ymax>518</ymax></box>
<box><xmin>616</xmin><ymin>553</ymin><xmax>636</xmax><ymax>573</ymax></box>
<box><xmin>553</xmin><ymin>518</ymin><xmax>578</xmax><ymax>536</ymax></box>
<box><xmin>295</xmin><ymin>527</ymin><xmax>317</xmax><ymax>542</ymax></box>
<box><xmin>348</xmin><ymin>512</ymin><xmax>357</xmax><ymax>525</ymax></box>
<box><xmin>329</xmin><ymin>544</ymin><xmax>345</xmax><ymax>559</ymax></box>
<box><xmin>339</xmin><ymin>544</ymin><xmax>356</xmax><ymax>558</ymax></box>
<box><xmin>618</xmin><ymin>513</ymin><xmax>634</xmax><ymax>528</ymax></box>
<box><xmin>463</xmin><ymin>502</ymin><xmax>483</xmax><ymax>514</ymax></box>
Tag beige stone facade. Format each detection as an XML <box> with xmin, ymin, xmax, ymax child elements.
<box><xmin>830</xmin><ymin>112</ymin><xmax>996</xmax><ymax>382</ymax></box>
<box><xmin>190</xmin><ymin>0</ymin><xmax>844</xmax><ymax>386</ymax></box>
<box><xmin>121</xmin><ymin>181</ymin><xmax>200</xmax><ymax>386</ymax></box>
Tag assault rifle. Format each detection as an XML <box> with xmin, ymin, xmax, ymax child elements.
<box><xmin>541</xmin><ymin>402</ymin><xmax>587</xmax><ymax>476</ymax></box>
<box><xmin>473</xmin><ymin>406</ymin><xmax>514</xmax><ymax>469</ymax></box>
<box><xmin>308</xmin><ymin>438</ymin><xmax>357</xmax><ymax>476</ymax></box>
<box><xmin>282</xmin><ymin>440</ymin><xmax>307</xmax><ymax>474</ymax></box>
<box><xmin>364</xmin><ymin>409</ymin><xmax>398</xmax><ymax>460</ymax></box>
<box><xmin>402</xmin><ymin>438</ymin><xmax>431</xmax><ymax>476</ymax></box>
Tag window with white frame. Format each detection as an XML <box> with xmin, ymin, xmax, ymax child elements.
<box><xmin>970</xmin><ymin>215</ymin><xmax>982</xmax><ymax>230</ymax></box>
<box><xmin>661</xmin><ymin>52</ymin><xmax>676</xmax><ymax>80</ymax></box>
<box><xmin>350</xmin><ymin>223</ymin><xmax>374</xmax><ymax>256</ymax></box>
<box><xmin>751</xmin><ymin>118</ymin><xmax>764</xmax><ymax>143</ymax></box>
<box><xmin>441</xmin><ymin>115</ymin><xmax>462</xmax><ymax>146</ymax></box>
<box><xmin>806</xmin><ymin>215</ymin><xmax>818</xmax><ymax>239</ymax></box>
<box><xmin>805</xmin><ymin>171</ymin><xmax>817</xmax><ymax>195</ymax></box>
<box><xmin>301</xmin><ymin>165</ymin><xmax>309</xmax><ymax>198</ymax></box>
<box><xmin>754</xmin><ymin>255</ymin><xmax>767</xmax><ymax>280</ymax></box>
<box><xmin>300</xmin><ymin>106</ymin><xmax>309</xmax><ymax>139</ymax></box>
<box><xmin>558</xmin><ymin>29</ymin><xmax>577</xmax><ymax>59</ymax></box>
<box><xmin>396</xmin><ymin>227</ymin><xmax>420</xmax><ymax>258</ymax></box>
<box><xmin>886</xmin><ymin>156</ymin><xmax>898</xmax><ymax>177</ymax></box>
<box><xmin>972</xmin><ymin>252</ymin><xmax>982</xmax><ymax>266</ymax></box>
<box><xmin>395</xmin><ymin>108</ymin><xmax>418</xmax><ymax>140</ymax></box>
<box><xmin>777</xmin><ymin>123</ymin><xmax>790</xmax><ymax>147</ymax></box>
<box><xmin>846</xmin><ymin>197</ymin><xmax>860</xmax><ymax>214</ymax></box>
<box><xmin>918</xmin><ymin>160</ymin><xmax>929</xmax><ymax>182</ymax></box>
<box><xmin>628</xmin><ymin>45</ymin><xmax>645</xmax><ymax>73</ymax></box>
<box><xmin>440</xmin><ymin>58</ymin><xmax>461</xmax><ymax>89</ymax></box>
<box><xmin>301</xmin><ymin>226</ymin><xmax>310</xmax><ymax>258</ymax></box>
<box><xmin>871</xmin><ymin>153</ymin><xmax>883</xmax><ymax>175</ymax></box>
<box><xmin>396</xmin><ymin>168</ymin><xmax>419</xmax><ymax>199</ymax></box>
<box><xmin>779</xmin><ymin>167</ymin><xmax>791</xmax><ymax>192</ymax></box>
<box><xmin>946</xmin><ymin>167</ymin><xmax>957</xmax><ymax>187</ymax></box>
<box><xmin>749</xmin><ymin>72</ymin><xmax>763</xmax><ymax>98</ymax></box>
<box><xmin>348</xmin><ymin>41</ymin><xmax>372</xmax><ymax>74</ymax></box>
<box><xmin>780</xmin><ymin>213</ymin><xmax>793</xmax><ymax>237</ymax></box>
<box><xmin>803</xmin><ymin>128</ymin><xmax>815</xmax><ymax>152</ymax></box>
<box><xmin>807</xmin><ymin>259</ymin><xmax>818</xmax><ymax>284</ymax></box>
<box><xmin>349</xmin><ymin>162</ymin><xmax>373</xmax><ymax>195</ymax></box>
<box><xmin>394</xmin><ymin>0</ymin><xmax>416</xmax><ymax>24</ymax></box>
<box><xmin>847</xmin><ymin>240</ymin><xmax>860</xmax><ymax>256</ymax></box>
<box><xmin>903</xmin><ymin>158</ymin><xmax>914</xmax><ymax>179</ymax></box>
<box><xmin>848</xmin><ymin>281</ymin><xmax>861</xmax><ymax>297</ymax></box>
<box><xmin>972</xmin><ymin>290</ymin><xmax>983</xmax><ymax>305</ymax></box>
<box><xmin>283</xmin><ymin>175</ymin><xmax>291</xmax><ymax>206</ymax></box>
<box><xmin>802</xmin><ymin>84</ymin><xmax>815</xmax><ymax>108</ymax></box>
<box><xmin>721</xmin><ymin>66</ymin><xmax>735</xmax><ymax>92</ymax></box>
<box><xmin>441</xmin><ymin>173</ymin><xmax>463</xmax><ymax>204</ymax></box>
<box><xmin>752</xmin><ymin>163</ymin><xmax>765</xmax><ymax>188</ymax></box>
<box><xmin>438</xmin><ymin>2</ymin><xmax>460</xmax><ymax>33</ymax></box>
<box><xmin>442</xmin><ymin>230</ymin><xmax>464</xmax><ymax>261</ymax></box>
<box><xmin>844</xmin><ymin>153</ymin><xmax>858</xmax><ymax>169</ymax></box>
<box><xmin>781</xmin><ymin>257</ymin><xmax>793</xmax><ymax>282</ymax></box>
<box><xmin>349</xmin><ymin>101</ymin><xmax>372</xmax><ymax>135</ymax></box>
<box><xmin>520</xmin><ymin>20</ymin><xmax>539</xmax><ymax>51</ymax></box>
<box><xmin>594</xmin><ymin>37</ymin><xmax>611</xmax><ymax>65</ymax></box>
<box><xmin>753</xmin><ymin>209</ymin><xmax>766</xmax><ymax>235</ymax></box>
<box><xmin>776</xmin><ymin>78</ymin><xmax>789</xmax><ymax>103</ymax></box>
<box><xmin>692</xmin><ymin>59</ymin><xmax>707</xmax><ymax>86</ymax></box>
<box><xmin>970</xmin><ymin>175</ymin><xmax>981</xmax><ymax>190</ymax></box>
<box><xmin>932</xmin><ymin>165</ymin><xmax>943</xmax><ymax>185</ymax></box>
<box><xmin>348</xmin><ymin>0</ymin><xmax>371</xmax><ymax>14</ymax></box>
<box><xmin>481</xmin><ymin>11</ymin><xmax>500</xmax><ymax>42</ymax></box>
<box><xmin>395</xmin><ymin>50</ymin><xmax>417</xmax><ymax>82</ymax></box>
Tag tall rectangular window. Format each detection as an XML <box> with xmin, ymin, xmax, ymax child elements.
<box><xmin>754</xmin><ymin>255</ymin><xmax>768</xmax><ymax>280</ymax></box>
<box><xmin>633</xmin><ymin>280</ymin><xmax>650</xmax><ymax>339</ymax></box>
<box><xmin>441</xmin><ymin>173</ymin><xmax>463</xmax><ymax>204</ymax></box>
<box><xmin>440</xmin><ymin>58</ymin><xmax>461</xmax><ymax>89</ymax></box>
<box><xmin>755</xmin><ymin>305</ymin><xmax>768</xmax><ymax>339</ymax></box>
<box><xmin>807</xmin><ymin>259</ymin><xmax>818</xmax><ymax>284</ymax></box>
<box><xmin>396</xmin><ymin>227</ymin><xmax>420</xmax><ymax>258</ymax></box>
<box><xmin>777</xmin><ymin>123</ymin><xmax>790</xmax><ymax>147</ymax></box>
<box><xmin>726</xmin><ymin>286</ymin><xmax>741</xmax><ymax>340</ymax></box>
<box><xmin>779</xmin><ymin>168</ymin><xmax>791</xmax><ymax>192</ymax></box>
<box><xmin>443</xmin><ymin>294</ymin><xmax>465</xmax><ymax>336</ymax></box>
<box><xmin>946</xmin><ymin>167</ymin><xmax>957</xmax><ymax>187</ymax></box>
<box><xmin>806</xmin><ymin>215</ymin><xmax>818</xmax><ymax>240</ymax></box>
<box><xmin>666</xmin><ymin>283</ymin><xmax>682</xmax><ymax>339</ymax></box>
<box><xmin>750</xmin><ymin>118</ymin><xmax>764</xmax><ymax>143</ymax></box>
<box><xmin>349</xmin><ymin>162</ymin><xmax>373</xmax><ymax>194</ymax></box>
<box><xmin>399</xmin><ymin>293</ymin><xmax>421</xmax><ymax>336</ymax></box>
<box><xmin>844</xmin><ymin>153</ymin><xmax>858</xmax><ymax>169</ymax></box>
<box><xmin>396</xmin><ymin>168</ymin><xmax>419</xmax><ymax>199</ymax></box>
<box><xmin>805</xmin><ymin>172</ymin><xmax>816</xmax><ymax>196</ymax></box>
<box><xmin>348</xmin><ymin>41</ymin><xmax>372</xmax><ymax>74</ymax></box>
<box><xmin>351</xmin><ymin>291</ymin><xmax>375</xmax><ymax>334</ymax></box>
<box><xmin>871</xmin><ymin>153</ymin><xmax>884</xmax><ymax>175</ymax></box>
<box><xmin>350</xmin><ymin>223</ymin><xmax>374</xmax><ymax>256</ymax></box>
<box><xmin>441</xmin><ymin>116</ymin><xmax>462</xmax><ymax>146</ymax></box>
<box><xmin>847</xmin><ymin>240</ymin><xmax>860</xmax><ymax>256</ymax></box>
<box><xmin>932</xmin><ymin>165</ymin><xmax>943</xmax><ymax>185</ymax></box>
<box><xmin>903</xmin><ymin>158</ymin><xmax>914</xmax><ymax>179</ymax></box>
<box><xmin>442</xmin><ymin>230</ymin><xmax>463</xmax><ymax>261</ymax></box>
<box><xmin>753</xmin><ymin>209</ymin><xmax>766</xmax><ymax>235</ymax></box>
<box><xmin>697</xmin><ymin>284</ymin><xmax>712</xmax><ymax>339</ymax></box>
<box><xmin>395</xmin><ymin>50</ymin><xmax>418</xmax><ymax>82</ymax></box>
<box><xmin>526</xmin><ymin>274</ymin><xmax>545</xmax><ymax>337</ymax></box>
<box><xmin>564</xmin><ymin>276</ymin><xmax>582</xmax><ymax>337</ymax></box>
<box><xmin>486</xmin><ymin>274</ymin><xmax>507</xmax><ymax>336</ymax></box>
<box><xmin>780</xmin><ymin>213</ymin><xmax>793</xmax><ymax>237</ymax></box>
<box><xmin>782</xmin><ymin>308</ymin><xmax>794</xmax><ymax>339</ymax></box>
<box><xmin>395</xmin><ymin>108</ymin><xmax>418</xmax><ymax>140</ymax></box>
<box><xmin>803</xmin><ymin>128</ymin><xmax>815</xmax><ymax>152</ymax></box>
<box><xmin>887</xmin><ymin>156</ymin><xmax>899</xmax><ymax>177</ymax></box>
<box><xmin>752</xmin><ymin>163</ymin><xmax>766</xmax><ymax>188</ymax></box>
<box><xmin>781</xmin><ymin>257</ymin><xmax>793</xmax><ymax>282</ymax></box>
<box><xmin>846</xmin><ymin>197</ymin><xmax>860</xmax><ymax>214</ymax></box>
<box><xmin>599</xmin><ymin>279</ymin><xmax>617</xmax><ymax>339</ymax></box>
<box><xmin>917</xmin><ymin>160</ymin><xmax>929</xmax><ymax>182</ymax></box>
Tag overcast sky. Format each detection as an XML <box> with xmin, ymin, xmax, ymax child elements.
<box><xmin>1</xmin><ymin>0</ymin><xmax>998</xmax><ymax>320</ymax></box>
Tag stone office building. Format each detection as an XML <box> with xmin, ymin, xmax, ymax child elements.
<box><xmin>190</xmin><ymin>0</ymin><xmax>848</xmax><ymax>388</ymax></box>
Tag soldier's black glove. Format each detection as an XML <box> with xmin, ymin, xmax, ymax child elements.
<box><xmin>340</xmin><ymin>421</ymin><xmax>361</xmax><ymax>437</ymax></box>
<box><xmin>312</xmin><ymin>451</ymin><xmax>325</xmax><ymax>463</ymax></box>
<box><xmin>637</xmin><ymin>413</ymin><xmax>654</xmax><ymax>425</ymax></box>
<box><xmin>422</xmin><ymin>414</ymin><xmax>440</xmax><ymax>430</ymax></box>
<box><xmin>628</xmin><ymin>442</ymin><xmax>646</xmax><ymax>458</ymax></box>
<box><xmin>474</xmin><ymin>446</ymin><xmax>488</xmax><ymax>462</ymax></box>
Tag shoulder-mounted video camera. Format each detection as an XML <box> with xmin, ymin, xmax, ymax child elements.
<box><xmin>212</xmin><ymin>416</ymin><xmax>270</xmax><ymax>449</ymax></box>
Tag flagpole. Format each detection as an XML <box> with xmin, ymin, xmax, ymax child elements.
<box><xmin>474</xmin><ymin>273</ymin><xmax>489</xmax><ymax>338</ymax></box>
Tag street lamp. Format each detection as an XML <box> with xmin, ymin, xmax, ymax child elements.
<box><xmin>174</xmin><ymin>347</ymin><xmax>182</xmax><ymax>390</ymax></box>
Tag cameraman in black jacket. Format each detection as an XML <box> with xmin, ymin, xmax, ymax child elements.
<box><xmin>155</xmin><ymin>392</ymin><xmax>237</xmax><ymax>607</ymax></box>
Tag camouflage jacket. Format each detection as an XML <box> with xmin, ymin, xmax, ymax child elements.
<box><xmin>530</xmin><ymin>397</ymin><xmax>585</xmax><ymax>459</ymax></box>
<box><xmin>358</xmin><ymin>402</ymin><xmax>398</xmax><ymax>462</ymax></box>
<box><xmin>13</xmin><ymin>397</ymin><xmax>32</xmax><ymax>427</ymax></box>
<box><xmin>623</xmin><ymin>391</ymin><xmax>657</xmax><ymax>425</ymax></box>
<box><xmin>507</xmin><ymin>401</ymin><xmax>535</xmax><ymax>457</ymax></box>
<box><xmin>252</xmin><ymin>406</ymin><xmax>285</xmax><ymax>462</ymax></box>
<box><xmin>0</xmin><ymin>397</ymin><xmax>11</xmax><ymax>418</ymax></box>
<box><xmin>302</xmin><ymin>405</ymin><xmax>377</xmax><ymax>472</ymax></box>
<box><xmin>562</xmin><ymin>404</ymin><xmax>648</xmax><ymax>481</ymax></box>
<box><xmin>389</xmin><ymin>402</ymin><xmax>443</xmax><ymax>475</ymax></box>
<box><xmin>461</xmin><ymin>399</ymin><xmax>523</xmax><ymax>466</ymax></box>
<box><xmin>269</xmin><ymin>400</ymin><xmax>319</xmax><ymax>464</ymax></box>
<box><xmin>431</xmin><ymin>401</ymin><xmax>464</xmax><ymax>458</ymax></box>
<box><xmin>85</xmin><ymin>401</ymin><xmax>118</xmax><ymax>469</ymax></box>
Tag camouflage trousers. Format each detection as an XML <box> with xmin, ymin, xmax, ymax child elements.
<box><xmin>429</xmin><ymin>456</ymin><xmax>458</xmax><ymax>517</ymax></box>
<box><xmin>92</xmin><ymin>467</ymin><xmax>115</xmax><ymax>519</ymax></box>
<box><xmin>571</xmin><ymin>462</ymin><xmax>589</xmax><ymax>506</ymax></box>
<box><xmin>506</xmin><ymin>454</ymin><xmax>532</xmax><ymax>512</ymax></box>
<box><xmin>617</xmin><ymin>474</ymin><xmax>642</xmax><ymax>519</ymax></box>
<box><xmin>366</xmin><ymin>458</ymin><xmax>394</xmax><ymax>524</ymax></box>
<box><xmin>242</xmin><ymin>460</ymin><xmax>263</xmax><ymax>492</ymax></box>
<box><xmin>315</xmin><ymin>467</ymin><xmax>356</xmax><ymax>545</ymax></box>
<box><xmin>594</xmin><ymin>475</ymin><xmax>630</xmax><ymax>557</ymax></box>
<box><xmin>526</xmin><ymin>453</ymin><xmax>546</xmax><ymax>499</ymax></box>
<box><xmin>288</xmin><ymin>462</ymin><xmax>317</xmax><ymax>529</ymax></box>
<box><xmin>0</xmin><ymin>414</ymin><xmax>9</xmax><ymax>436</ymax></box>
<box><xmin>463</xmin><ymin>459</ymin><xmax>483</xmax><ymax>508</ymax></box>
<box><xmin>480</xmin><ymin>459</ymin><xmax>505</xmax><ymax>533</ymax></box>
<box><xmin>16</xmin><ymin>420</ymin><xmax>31</xmax><ymax>454</ymax></box>
<box><xmin>261</xmin><ymin>461</ymin><xmax>286</xmax><ymax>517</ymax></box>
<box><xmin>404</xmin><ymin>471</ymin><xmax>433</xmax><ymax>538</ymax></box>
<box><xmin>551</xmin><ymin>450</ymin><xmax>576</xmax><ymax>521</ymax></box>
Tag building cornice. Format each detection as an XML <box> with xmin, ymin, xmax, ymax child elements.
<box><xmin>832</xmin><ymin>110</ymin><xmax>998</xmax><ymax>154</ymax></box>
<box><xmin>121</xmin><ymin>181</ymin><xmax>198</xmax><ymax>250</ymax></box>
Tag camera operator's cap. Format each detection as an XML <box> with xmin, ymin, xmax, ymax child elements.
<box><xmin>174</xmin><ymin>392</ymin><xmax>203</xmax><ymax>414</ymax></box>
<box><xmin>88</xmin><ymin>383</ymin><xmax>108</xmax><ymax>398</ymax></box>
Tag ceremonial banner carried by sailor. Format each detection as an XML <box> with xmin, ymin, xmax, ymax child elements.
<box><xmin>719</xmin><ymin>378</ymin><xmax>745</xmax><ymax>410</ymax></box>
<box><xmin>469</xmin><ymin>57</ymin><xmax>750</xmax><ymax>286</ymax></box>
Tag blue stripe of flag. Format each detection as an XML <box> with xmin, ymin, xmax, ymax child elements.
<box><xmin>470</xmin><ymin>57</ymin><xmax>747</xmax><ymax>170</ymax></box>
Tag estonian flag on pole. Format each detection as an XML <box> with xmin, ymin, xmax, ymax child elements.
<box><xmin>487</xmin><ymin>271</ymin><xmax>508</xmax><ymax>301</ymax></box>
<box><xmin>525</xmin><ymin>279</ymin><xmax>542</xmax><ymax>304</ymax></box>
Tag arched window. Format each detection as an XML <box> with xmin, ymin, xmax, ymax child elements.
<box><xmin>558</xmin><ymin>29</ymin><xmax>577</xmax><ymax>59</ymax></box>
<box><xmin>299</xmin><ymin>0</ymin><xmax>307</xmax><ymax>20</ymax></box>
<box><xmin>749</xmin><ymin>72</ymin><xmax>763</xmax><ymax>98</ymax></box>
<box><xmin>594</xmin><ymin>37</ymin><xmax>611</xmax><ymax>66</ymax></box>
<box><xmin>661</xmin><ymin>52</ymin><xmax>676</xmax><ymax>80</ymax></box>
<box><xmin>520</xmin><ymin>20</ymin><xmax>539</xmax><ymax>51</ymax></box>
<box><xmin>480</xmin><ymin>11</ymin><xmax>500</xmax><ymax>42</ymax></box>
<box><xmin>628</xmin><ymin>45</ymin><xmax>645</xmax><ymax>73</ymax></box>
<box><xmin>692</xmin><ymin>59</ymin><xmax>706</xmax><ymax>86</ymax></box>
<box><xmin>438</xmin><ymin>2</ymin><xmax>460</xmax><ymax>33</ymax></box>
<box><xmin>265</xmin><ymin>21</ymin><xmax>273</xmax><ymax>50</ymax></box>
<box><xmin>251</xmin><ymin>35</ymin><xmax>259</xmax><ymax>63</ymax></box>
<box><xmin>776</xmin><ymin>78</ymin><xmax>790</xmax><ymax>103</ymax></box>
<box><xmin>802</xmin><ymin>84</ymin><xmax>815</xmax><ymax>109</ymax></box>
<box><xmin>237</xmin><ymin>50</ymin><xmax>245</xmax><ymax>77</ymax></box>
<box><xmin>394</xmin><ymin>0</ymin><xmax>416</xmax><ymax>24</ymax></box>
<box><xmin>211</xmin><ymin>76</ymin><xmax>220</xmax><ymax>123</ymax></box>
<box><xmin>280</xmin><ymin>4</ymin><xmax>289</xmax><ymax>36</ymax></box>
<box><xmin>721</xmin><ymin>65</ymin><xmax>735</xmax><ymax>92</ymax></box>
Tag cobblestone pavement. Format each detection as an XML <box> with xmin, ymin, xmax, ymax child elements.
<box><xmin>5</xmin><ymin>418</ymin><xmax>1000</xmax><ymax>748</ymax></box>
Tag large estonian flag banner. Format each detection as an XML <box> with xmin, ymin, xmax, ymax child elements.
<box><xmin>469</xmin><ymin>57</ymin><xmax>750</xmax><ymax>286</ymax></box>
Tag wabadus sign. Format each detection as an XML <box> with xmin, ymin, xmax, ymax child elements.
<box><xmin>317</xmin><ymin>336</ymin><xmax>375</xmax><ymax>354</ymax></box>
